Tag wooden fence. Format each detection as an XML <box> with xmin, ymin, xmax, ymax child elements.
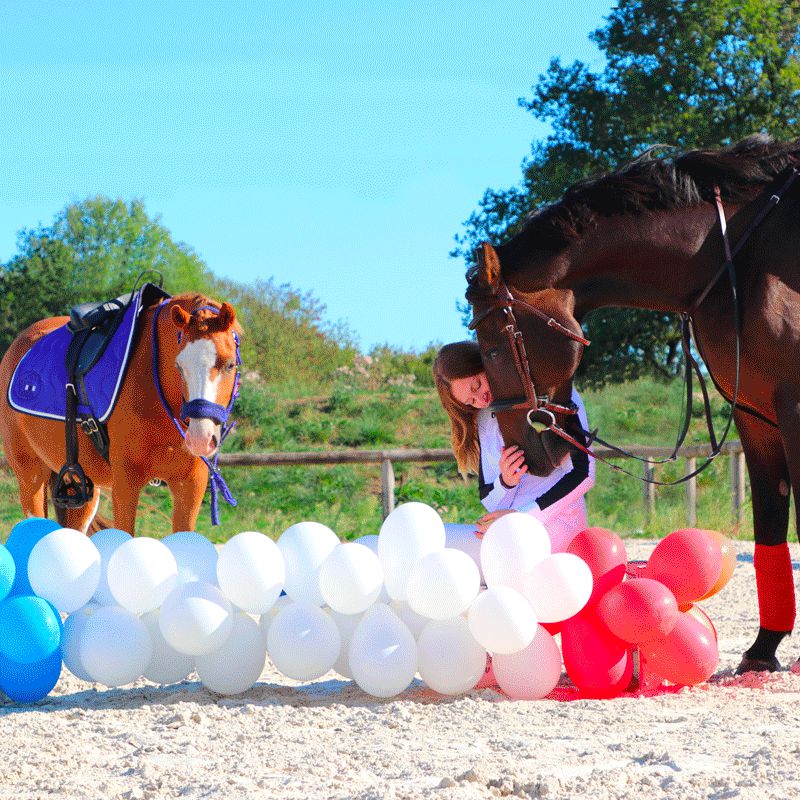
<box><xmin>216</xmin><ymin>441</ymin><xmax>747</xmax><ymax>523</ymax></box>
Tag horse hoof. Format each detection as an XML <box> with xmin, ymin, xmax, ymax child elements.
<box><xmin>735</xmin><ymin>655</ymin><xmax>781</xmax><ymax>675</ymax></box>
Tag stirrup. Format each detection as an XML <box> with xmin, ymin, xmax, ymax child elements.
<box><xmin>53</xmin><ymin>464</ymin><xmax>94</xmax><ymax>509</ymax></box>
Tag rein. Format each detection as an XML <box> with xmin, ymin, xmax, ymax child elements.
<box><xmin>152</xmin><ymin>300</ymin><xmax>240</xmax><ymax>525</ymax></box>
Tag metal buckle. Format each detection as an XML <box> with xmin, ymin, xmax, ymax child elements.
<box><xmin>81</xmin><ymin>418</ymin><xmax>99</xmax><ymax>435</ymax></box>
<box><xmin>526</xmin><ymin>408</ymin><xmax>556</xmax><ymax>433</ymax></box>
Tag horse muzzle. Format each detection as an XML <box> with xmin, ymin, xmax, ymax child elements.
<box><xmin>521</xmin><ymin>426</ymin><xmax>572</xmax><ymax>477</ymax></box>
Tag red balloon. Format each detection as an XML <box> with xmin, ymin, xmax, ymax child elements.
<box><xmin>566</xmin><ymin>527</ymin><xmax>627</xmax><ymax>607</ymax></box>
<box><xmin>640</xmin><ymin>611</ymin><xmax>719</xmax><ymax>686</ymax></box>
<box><xmin>596</xmin><ymin>578</ymin><xmax>680</xmax><ymax>643</ymax></box>
<box><xmin>683</xmin><ymin>604</ymin><xmax>718</xmax><ymax>643</ymax></box>
<box><xmin>643</xmin><ymin>529</ymin><xmax>723</xmax><ymax>605</ymax></box>
<box><xmin>539</xmin><ymin>620</ymin><xmax>564</xmax><ymax>636</ymax></box>
<box><xmin>561</xmin><ymin>609</ymin><xmax>633</xmax><ymax>698</ymax></box>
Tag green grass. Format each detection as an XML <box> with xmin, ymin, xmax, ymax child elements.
<box><xmin>0</xmin><ymin>376</ymin><xmax>758</xmax><ymax>542</ymax></box>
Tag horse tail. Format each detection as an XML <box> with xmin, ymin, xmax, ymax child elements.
<box><xmin>89</xmin><ymin>513</ymin><xmax>113</xmax><ymax>534</ymax></box>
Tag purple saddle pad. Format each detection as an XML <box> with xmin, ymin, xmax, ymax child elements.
<box><xmin>8</xmin><ymin>292</ymin><xmax>146</xmax><ymax>423</ymax></box>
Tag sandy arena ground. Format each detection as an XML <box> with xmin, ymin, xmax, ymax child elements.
<box><xmin>3</xmin><ymin>539</ymin><xmax>800</xmax><ymax>800</ymax></box>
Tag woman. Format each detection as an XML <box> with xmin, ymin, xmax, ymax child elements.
<box><xmin>433</xmin><ymin>341</ymin><xmax>594</xmax><ymax>553</ymax></box>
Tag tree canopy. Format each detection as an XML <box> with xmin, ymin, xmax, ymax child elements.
<box><xmin>454</xmin><ymin>0</ymin><xmax>800</xmax><ymax>386</ymax></box>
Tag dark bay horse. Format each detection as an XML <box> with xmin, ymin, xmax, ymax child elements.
<box><xmin>466</xmin><ymin>135</ymin><xmax>800</xmax><ymax>672</ymax></box>
<box><xmin>0</xmin><ymin>294</ymin><xmax>241</xmax><ymax>535</ymax></box>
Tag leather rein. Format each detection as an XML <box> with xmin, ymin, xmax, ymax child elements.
<box><xmin>469</xmin><ymin>166</ymin><xmax>800</xmax><ymax>485</ymax></box>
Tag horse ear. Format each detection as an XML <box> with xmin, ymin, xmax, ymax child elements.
<box><xmin>475</xmin><ymin>242</ymin><xmax>502</xmax><ymax>290</ymax></box>
<box><xmin>171</xmin><ymin>305</ymin><xmax>192</xmax><ymax>329</ymax></box>
<box><xmin>215</xmin><ymin>302</ymin><xmax>236</xmax><ymax>332</ymax></box>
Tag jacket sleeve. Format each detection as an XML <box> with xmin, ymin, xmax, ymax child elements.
<box><xmin>476</xmin><ymin>410</ymin><xmax>518</xmax><ymax>513</ymax></box>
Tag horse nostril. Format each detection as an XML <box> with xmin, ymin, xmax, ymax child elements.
<box><xmin>210</xmin><ymin>434</ymin><xmax>218</xmax><ymax>450</ymax></box>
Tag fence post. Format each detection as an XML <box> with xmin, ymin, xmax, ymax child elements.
<box><xmin>731</xmin><ymin>449</ymin><xmax>746</xmax><ymax>524</ymax></box>
<box><xmin>643</xmin><ymin>463</ymin><xmax>655</xmax><ymax>520</ymax></box>
<box><xmin>381</xmin><ymin>459</ymin><xmax>395</xmax><ymax>519</ymax></box>
<box><xmin>685</xmin><ymin>457</ymin><xmax>697</xmax><ymax>526</ymax></box>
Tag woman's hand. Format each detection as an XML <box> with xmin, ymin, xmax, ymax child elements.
<box><xmin>499</xmin><ymin>445</ymin><xmax>528</xmax><ymax>488</ymax></box>
<box><xmin>474</xmin><ymin>508</ymin><xmax>516</xmax><ymax>538</ymax></box>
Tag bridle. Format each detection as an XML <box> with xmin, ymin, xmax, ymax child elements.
<box><xmin>468</xmin><ymin>165</ymin><xmax>800</xmax><ymax>485</ymax></box>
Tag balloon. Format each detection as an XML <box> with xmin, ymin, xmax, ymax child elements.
<box><xmin>0</xmin><ymin>649</ymin><xmax>62</xmax><ymax>703</ymax></box>
<box><xmin>196</xmin><ymin>612</ymin><xmax>267</xmax><ymax>695</ymax></box>
<box><xmin>640</xmin><ymin>611</ymin><xmax>719</xmax><ymax>686</ymax></box>
<box><xmin>566</xmin><ymin>528</ymin><xmax>627</xmax><ymax>607</ymax></box>
<box><xmin>0</xmin><ymin>544</ymin><xmax>16</xmax><ymax>602</ymax></box>
<box><xmin>444</xmin><ymin>523</ymin><xmax>484</xmax><ymax>582</ymax></box>
<box><xmin>89</xmin><ymin>528</ymin><xmax>132</xmax><ymax>605</ymax></box>
<box><xmin>80</xmin><ymin>605</ymin><xmax>153</xmax><ymax>687</ymax></box>
<box><xmin>523</xmin><ymin>553</ymin><xmax>593</xmax><ymax>623</ymax></box>
<box><xmin>141</xmin><ymin>610</ymin><xmax>194</xmax><ymax>685</ymax></box>
<box><xmin>28</xmin><ymin>528</ymin><xmax>101</xmax><ymax>613</ymax></box>
<box><xmin>107</xmin><ymin>537</ymin><xmax>178</xmax><ymax>614</ymax></box>
<box><xmin>561</xmin><ymin>610</ymin><xmax>633</xmax><ymax>698</ymax></box>
<box><xmin>62</xmin><ymin>603</ymin><xmax>100</xmax><ymax>682</ymax></box>
<box><xmin>158</xmin><ymin>581</ymin><xmax>233</xmax><ymax>656</ymax></box>
<box><xmin>467</xmin><ymin>587</ymin><xmax>537</xmax><ymax>654</ymax></box>
<box><xmin>217</xmin><ymin>531</ymin><xmax>285</xmax><ymax>614</ymax></box>
<box><xmin>684</xmin><ymin>604</ymin><xmax>718</xmax><ymax>642</ymax></box>
<box><xmin>5</xmin><ymin>517</ymin><xmax>61</xmax><ymax>596</ymax></box>
<box><xmin>267</xmin><ymin>602</ymin><xmax>340</xmax><ymax>681</ymax></box>
<box><xmin>277</xmin><ymin>521</ymin><xmax>339</xmax><ymax>606</ymax></box>
<box><xmin>0</xmin><ymin>595</ymin><xmax>61</xmax><ymax>663</ymax></box>
<box><xmin>417</xmin><ymin>617</ymin><xmax>486</xmax><ymax>695</ymax></box>
<box><xmin>479</xmin><ymin>513</ymin><xmax>550</xmax><ymax>593</ymax></box>
<box><xmin>319</xmin><ymin>543</ymin><xmax>383</xmax><ymax>615</ymax></box>
<box><xmin>349</xmin><ymin>604</ymin><xmax>417</xmax><ymax>698</ymax></box>
<box><xmin>493</xmin><ymin>625</ymin><xmax>563</xmax><ymax>700</ymax></box>
<box><xmin>259</xmin><ymin>595</ymin><xmax>292</xmax><ymax>643</ymax></box>
<box><xmin>407</xmin><ymin>549</ymin><xmax>480</xmax><ymax>620</ymax></box>
<box><xmin>162</xmin><ymin>530</ymin><xmax>219</xmax><ymax>586</ymax></box>
<box><xmin>328</xmin><ymin>609</ymin><xmax>364</xmax><ymax>679</ymax></box>
<box><xmin>596</xmin><ymin>578</ymin><xmax>680</xmax><ymax>643</ymax></box>
<box><xmin>378</xmin><ymin>502</ymin><xmax>445</xmax><ymax>602</ymax></box>
<box><xmin>644</xmin><ymin>529</ymin><xmax>722</xmax><ymax>605</ymax></box>
<box><xmin>391</xmin><ymin>601</ymin><xmax>429</xmax><ymax>639</ymax></box>
<box><xmin>696</xmin><ymin>531</ymin><xmax>737</xmax><ymax>600</ymax></box>
<box><xmin>352</xmin><ymin>534</ymin><xmax>391</xmax><ymax>603</ymax></box>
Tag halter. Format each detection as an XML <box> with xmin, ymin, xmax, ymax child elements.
<box><xmin>152</xmin><ymin>300</ymin><xmax>240</xmax><ymax>524</ymax></box>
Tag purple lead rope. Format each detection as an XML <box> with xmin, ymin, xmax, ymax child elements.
<box><xmin>151</xmin><ymin>300</ymin><xmax>239</xmax><ymax>525</ymax></box>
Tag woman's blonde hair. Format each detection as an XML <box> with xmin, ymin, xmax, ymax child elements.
<box><xmin>433</xmin><ymin>341</ymin><xmax>484</xmax><ymax>478</ymax></box>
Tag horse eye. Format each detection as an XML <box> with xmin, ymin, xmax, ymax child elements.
<box><xmin>224</xmin><ymin>362</ymin><xmax>236</xmax><ymax>372</ymax></box>
<box><xmin>485</xmin><ymin>349</ymin><xmax>499</xmax><ymax>361</ymax></box>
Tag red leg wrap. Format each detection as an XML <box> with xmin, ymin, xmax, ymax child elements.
<box><xmin>754</xmin><ymin>542</ymin><xmax>796</xmax><ymax>632</ymax></box>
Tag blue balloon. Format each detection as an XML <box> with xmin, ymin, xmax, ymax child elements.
<box><xmin>0</xmin><ymin>545</ymin><xmax>15</xmax><ymax>602</ymax></box>
<box><xmin>5</xmin><ymin>517</ymin><xmax>61</xmax><ymax>596</ymax></box>
<box><xmin>0</xmin><ymin>649</ymin><xmax>62</xmax><ymax>703</ymax></box>
<box><xmin>0</xmin><ymin>595</ymin><xmax>61</xmax><ymax>664</ymax></box>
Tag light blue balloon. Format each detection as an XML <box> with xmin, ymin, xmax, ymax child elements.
<box><xmin>0</xmin><ymin>595</ymin><xmax>61</xmax><ymax>664</ymax></box>
<box><xmin>0</xmin><ymin>545</ymin><xmax>15</xmax><ymax>602</ymax></box>
<box><xmin>5</xmin><ymin>517</ymin><xmax>61</xmax><ymax>596</ymax></box>
<box><xmin>0</xmin><ymin>649</ymin><xmax>62</xmax><ymax>703</ymax></box>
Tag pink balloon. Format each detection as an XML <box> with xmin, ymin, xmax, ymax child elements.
<box><xmin>643</xmin><ymin>529</ymin><xmax>722</xmax><ymax>605</ymax></box>
<box><xmin>596</xmin><ymin>578</ymin><xmax>680</xmax><ymax>644</ymax></box>
<box><xmin>493</xmin><ymin>626</ymin><xmax>563</xmax><ymax>700</ymax></box>
<box><xmin>566</xmin><ymin>528</ymin><xmax>627</xmax><ymax>607</ymax></box>
<box><xmin>640</xmin><ymin>611</ymin><xmax>719</xmax><ymax>686</ymax></box>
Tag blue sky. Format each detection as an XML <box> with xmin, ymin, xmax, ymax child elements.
<box><xmin>0</xmin><ymin>0</ymin><xmax>611</xmax><ymax>351</ymax></box>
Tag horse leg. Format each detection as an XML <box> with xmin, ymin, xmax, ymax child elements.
<box><xmin>167</xmin><ymin>462</ymin><xmax>209</xmax><ymax>532</ymax></box>
<box><xmin>47</xmin><ymin>475</ymin><xmax>102</xmax><ymax>535</ymax></box>
<box><xmin>3</xmin><ymin>448</ymin><xmax>50</xmax><ymax>519</ymax></box>
<box><xmin>735</xmin><ymin>410</ymin><xmax>794</xmax><ymax>673</ymax></box>
<box><xmin>110</xmin><ymin>469</ymin><xmax>147</xmax><ymax>536</ymax></box>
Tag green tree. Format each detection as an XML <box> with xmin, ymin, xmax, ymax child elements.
<box><xmin>455</xmin><ymin>0</ymin><xmax>800</xmax><ymax>386</ymax></box>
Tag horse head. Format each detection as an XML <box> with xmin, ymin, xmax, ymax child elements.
<box><xmin>170</xmin><ymin>300</ymin><xmax>241</xmax><ymax>458</ymax></box>
<box><xmin>466</xmin><ymin>242</ymin><xmax>588</xmax><ymax>477</ymax></box>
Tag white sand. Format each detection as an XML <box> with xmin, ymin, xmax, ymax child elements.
<box><xmin>3</xmin><ymin>540</ymin><xmax>800</xmax><ymax>800</ymax></box>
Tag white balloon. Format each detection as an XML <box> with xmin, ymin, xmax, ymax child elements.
<box><xmin>417</xmin><ymin>617</ymin><xmax>486</xmax><ymax>695</ymax></box>
<box><xmin>277</xmin><ymin>521</ymin><xmax>339</xmax><ymax>606</ymax></box>
<box><xmin>162</xmin><ymin>531</ymin><xmax>219</xmax><ymax>585</ymax></box>
<box><xmin>141</xmin><ymin>609</ymin><xmax>194</xmax><ymax>685</ymax></box>
<box><xmin>79</xmin><ymin>605</ymin><xmax>153</xmax><ymax>687</ymax></box>
<box><xmin>407</xmin><ymin>549</ymin><xmax>480</xmax><ymax>620</ymax></box>
<box><xmin>467</xmin><ymin>586</ymin><xmax>538</xmax><ymax>654</ymax></box>
<box><xmin>444</xmin><ymin>523</ymin><xmax>484</xmax><ymax>582</ymax></box>
<box><xmin>217</xmin><ymin>531</ymin><xmax>285</xmax><ymax>614</ymax></box>
<box><xmin>62</xmin><ymin>602</ymin><xmax>100</xmax><ymax>681</ymax></box>
<box><xmin>28</xmin><ymin>528</ymin><xmax>101</xmax><ymax>613</ymax></box>
<box><xmin>196</xmin><ymin>612</ymin><xmax>267</xmax><ymax>695</ymax></box>
<box><xmin>107</xmin><ymin>537</ymin><xmax>178</xmax><ymax>614</ymax></box>
<box><xmin>319</xmin><ymin>543</ymin><xmax>383</xmax><ymax>615</ymax></box>
<box><xmin>328</xmin><ymin>609</ymin><xmax>364</xmax><ymax>679</ymax></box>
<box><xmin>267</xmin><ymin>602</ymin><xmax>340</xmax><ymax>681</ymax></box>
<box><xmin>493</xmin><ymin>625</ymin><xmax>563</xmax><ymax>700</ymax></box>
<box><xmin>523</xmin><ymin>553</ymin><xmax>593</xmax><ymax>623</ymax></box>
<box><xmin>391</xmin><ymin>601</ymin><xmax>429</xmax><ymax>639</ymax></box>
<box><xmin>259</xmin><ymin>594</ymin><xmax>292</xmax><ymax>643</ymax></box>
<box><xmin>480</xmin><ymin>513</ymin><xmax>550</xmax><ymax>592</ymax></box>
<box><xmin>159</xmin><ymin>581</ymin><xmax>233</xmax><ymax>656</ymax></box>
<box><xmin>352</xmin><ymin>535</ymin><xmax>391</xmax><ymax>603</ymax></box>
<box><xmin>89</xmin><ymin>528</ymin><xmax>132</xmax><ymax>605</ymax></box>
<box><xmin>378</xmin><ymin>502</ymin><xmax>445</xmax><ymax>602</ymax></box>
<box><xmin>349</xmin><ymin>604</ymin><xmax>417</xmax><ymax>698</ymax></box>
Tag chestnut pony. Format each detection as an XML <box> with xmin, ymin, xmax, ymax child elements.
<box><xmin>466</xmin><ymin>135</ymin><xmax>800</xmax><ymax>673</ymax></box>
<box><xmin>0</xmin><ymin>293</ymin><xmax>241</xmax><ymax>535</ymax></box>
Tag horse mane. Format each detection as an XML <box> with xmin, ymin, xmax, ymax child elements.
<box><xmin>470</xmin><ymin>134</ymin><xmax>800</xmax><ymax>279</ymax></box>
